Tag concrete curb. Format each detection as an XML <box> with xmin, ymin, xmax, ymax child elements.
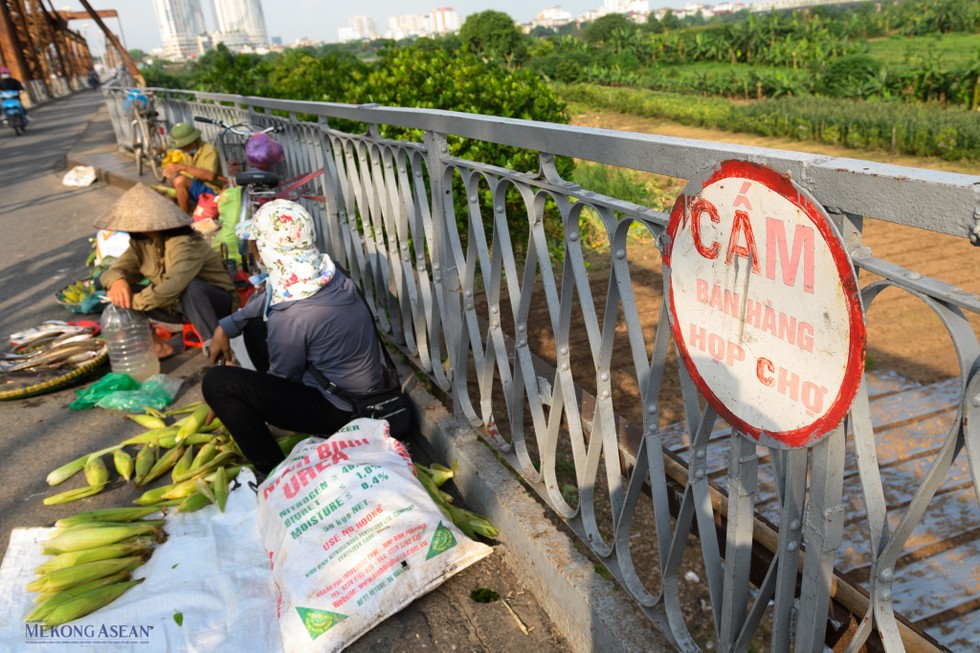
<box><xmin>404</xmin><ymin>375</ymin><xmax>674</xmax><ymax>653</ymax></box>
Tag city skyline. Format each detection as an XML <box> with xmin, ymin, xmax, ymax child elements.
<box><xmin>58</xmin><ymin>0</ymin><xmax>766</xmax><ymax>56</ymax></box>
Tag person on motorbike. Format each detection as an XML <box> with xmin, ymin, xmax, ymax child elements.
<box><xmin>87</xmin><ymin>69</ymin><xmax>100</xmax><ymax>91</ymax></box>
<box><xmin>0</xmin><ymin>67</ymin><xmax>29</xmax><ymax>123</ymax></box>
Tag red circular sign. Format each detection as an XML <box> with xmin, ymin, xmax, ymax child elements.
<box><xmin>664</xmin><ymin>160</ymin><xmax>865</xmax><ymax>448</ymax></box>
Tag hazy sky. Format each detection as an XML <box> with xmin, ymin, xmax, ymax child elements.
<box><xmin>57</xmin><ymin>1</ymin><xmax>748</xmax><ymax>53</ymax></box>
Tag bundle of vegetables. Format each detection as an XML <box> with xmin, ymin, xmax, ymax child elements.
<box><xmin>414</xmin><ymin>462</ymin><xmax>498</xmax><ymax>541</ymax></box>
<box><xmin>25</xmin><ymin>507</ymin><xmax>167</xmax><ymax>626</ymax></box>
<box><xmin>55</xmin><ymin>279</ymin><xmax>105</xmax><ymax>314</ymax></box>
<box><xmin>43</xmin><ymin>402</ymin><xmax>255</xmax><ymax>512</ymax></box>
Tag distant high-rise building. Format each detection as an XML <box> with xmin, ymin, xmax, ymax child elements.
<box><xmin>348</xmin><ymin>16</ymin><xmax>378</xmax><ymax>40</ymax></box>
<box><xmin>428</xmin><ymin>8</ymin><xmax>460</xmax><ymax>34</ymax></box>
<box><xmin>152</xmin><ymin>0</ymin><xmax>207</xmax><ymax>59</ymax></box>
<box><xmin>212</xmin><ymin>0</ymin><xmax>269</xmax><ymax>45</ymax></box>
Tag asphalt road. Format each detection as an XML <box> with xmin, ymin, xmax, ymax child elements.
<box><xmin>0</xmin><ymin>91</ymin><xmax>570</xmax><ymax>653</ymax></box>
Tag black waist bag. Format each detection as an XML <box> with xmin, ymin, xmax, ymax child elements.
<box><xmin>348</xmin><ymin>387</ymin><xmax>415</xmax><ymax>442</ymax></box>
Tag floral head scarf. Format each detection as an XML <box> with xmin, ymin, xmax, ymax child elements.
<box><xmin>237</xmin><ymin>200</ymin><xmax>335</xmax><ymax>305</ymax></box>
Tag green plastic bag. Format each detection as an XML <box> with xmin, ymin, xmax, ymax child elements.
<box><xmin>213</xmin><ymin>186</ymin><xmax>243</xmax><ymax>263</ymax></box>
<box><xmin>69</xmin><ymin>372</ymin><xmax>140</xmax><ymax>410</ymax></box>
<box><xmin>69</xmin><ymin>373</ymin><xmax>180</xmax><ymax>412</ymax></box>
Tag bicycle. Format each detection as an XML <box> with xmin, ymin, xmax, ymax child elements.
<box><xmin>193</xmin><ymin>115</ymin><xmax>324</xmax><ymax>236</ymax></box>
<box><xmin>126</xmin><ymin>89</ymin><xmax>167</xmax><ymax>182</ymax></box>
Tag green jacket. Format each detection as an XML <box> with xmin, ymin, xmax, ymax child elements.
<box><xmin>100</xmin><ymin>232</ymin><xmax>239</xmax><ymax>315</ymax></box>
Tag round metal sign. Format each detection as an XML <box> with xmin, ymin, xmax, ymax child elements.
<box><xmin>664</xmin><ymin>160</ymin><xmax>865</xmax><ymax>448</ymax></box>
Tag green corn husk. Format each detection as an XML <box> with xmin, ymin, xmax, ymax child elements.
<box><xmin>113</xmin><ymin>449</ymin><xmax>134</xmax><ymax>482</ymax></box>
<box><xmin>54</xmin><ymin>507</ymin><xmax>159</xmax><ymax>528</ymax></box>
<box><xmin>43</xmin><ymin>483</ymin><xmax>108</xmax><ymax>506</ymax></box>
<box><xmin>35</xmin><ymin>538</ymin><xmax>154</xmax><ymax>576</ymax></box>
<box><xmin>137</xmin><ymin>446</ymin><xmax>184</xmax><ymax>487</ymax></box>
<box><xmin>164</xmin><ymin>401</ymin><xmax>204</xmax><ymax>417</ymax></box>
<box><xmin>127</xmin><ymin>414</ymin><xmax>167</xmax><ymax>430</ymax></box>
<box><xmin>133</xmin><ymin>484</ymin><xmax>177</xmax><ymax>506</ymax></box>
<box><xmin>189</xmin><ymin>441</ymin><xmax>218</xmax><ymax>471</ymax></box>
<box><xmin>173</xmin><ymin>451</ymin><xmax>237</xmax><ymax>483</ymax></box>
<box><xmin>120</xmin><ymin>426</ymin><xmax>179</xmax><ymax>447</ymax></box>
<box><xmin>132</xmin><ymin>444</ymin><xmax>157</xmax><ymax>485</ymax></box>
<box><xmin>26</xmin><ymin>571</ymin><xmax>132</xmax><ymax>621</ymax></box>
<box><xmin>27</xmin><ymin>557</ymin><xmax>144</xmax><ymax>594</ymax></box>
<box><xmin>43</xmin><ymin>523</ymin><xmax>165</xmax><ymax>555</ymax></box>
<box><xmin>40</xmin><ymin>579</ymin><xmax>144</xmax><ymax>626</ymax></box>
<box><xmin>171</xmin><ymin>446</ymin><xmax>195</xmax><ymax>482</ymax></box>
<box><xmin>177</xmin><ymin>491</ymin><xmax>211</xmax><ymax>513</ymax></box>
<box><xmin>213</xmin><ymin>465</ymin><xmax>229</xmax><ymax>512</ymax></box>
<box><xmin>47</xmin><ymin>446</ymin><xmax>122</xmax><ymax>486</ymax></box>
<box><xmin>84</xmin><ymin>455</ymin><xmax>110</xmax><ymax>487</ymax></box>
<box><xmin>175</xmin><ymin>404</ymin><xmax>209</xmax><ymax>443</ymax></box>
<box><xmin>276</xmin><ymin>432</ymin><xmax>310</xmax><ymax>455</ymax></box>
<box><xmin>194</xmin><ymin>478</ymin><xmax>216</xmax><ymax>503</ymax></box>
<box><xmin>159</xmin><ymin>479</ymin><xmax>199</xmax><ymax>501</ymax></box>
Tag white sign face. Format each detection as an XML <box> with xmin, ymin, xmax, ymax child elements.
<box><xmin>665</xmin><ymin>161</ymin><xmax>865</xmax><ymax>449</ymax></box>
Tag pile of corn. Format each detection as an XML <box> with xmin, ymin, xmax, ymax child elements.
<box><xmin>43</xmin><ymin>402</ymin><xmax>257</xmax><ymax>511</ymax></box>
<box><xmin>414</xmin><ymin>462</ymin><xmax>498</xmax><ymax>540</ymax></box>
<box><xmin>25</xmin><ymin>507</ymin><xmax>167</xmax><ymax>626</ymax></box>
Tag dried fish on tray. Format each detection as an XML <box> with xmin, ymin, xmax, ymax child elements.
<box><xmin>1</xmin><ymin>322</ymin><xmax>108</xmax><ymax>400</ymax></box>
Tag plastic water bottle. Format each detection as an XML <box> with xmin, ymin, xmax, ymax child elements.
<box><xmin>100</xmin><ymin>304</ymin><xmax>160</xmax><ymax>382</ymax></box>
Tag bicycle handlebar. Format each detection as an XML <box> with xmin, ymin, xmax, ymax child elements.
<box><xmin>193</xmin><ymin>115</ymin><xmax>281</xmax><ymax>136</ymax></box>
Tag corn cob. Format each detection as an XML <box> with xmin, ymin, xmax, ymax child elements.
<box><xmin>133</xmin><ymin>484</ymin><xmax>177</xmax><ymax>506</ymax></box>
<box><xmin>121</xmin><ymin>426</ymin><xmax>179</xmax><ymax>446</ymax></box>
<box><xmin>213</xmin><ymin>465</ymin><xmax>229</xmax><ymax>512</ymax></box>
<box><xmin>177</xmin><ymin>491</ymin><xmax>211</xmax><ymax>513</ymax></box>
<box><xmin>171</xmin><ymin>446</ymin><xmax>195</xmax><ymax>482</ymax></box>
<box><xmin>137</xmin><ymin>445</ymin><xmax>184</xmax><ymax>486</ymax></box>
<box><xmin>132</xmin><ymin>444</ymin><xmax>157</xmax><ymax>486</ymax></box>
<box><xmin>41</xmin><ymin>579</ymin><xmax>144</xmax><ymax>626</ymax></box>
<box><xmin>172</xmin><ymin>451</ymin><xmax>237</xmax><ymax>483</ymax></box>
<box><xmin>47</xmin><ymin>445</ymin><xmax>122</xmax><ymax>486</ymax></box>
<box><xmin>84</xmin><ymin>455</ymin><xmax>110</xmax><ymax>487</ymax></box>
<box><xmin>113</xmin><ymin>449</ymin><xmax>134</xmax><ymax>481</ymax></box>
<box><xmin>144</xmin><ymin>406</ymin><xmax>167</xmax><ymax>420</ymax></box>
<box><xmin>43</xmin><ymin>483</ymin><xmax>108</xmax><ymax>506</ymax></box>
<box><xmin>159</xmin><ymin>479</ymin><xmax>199</xmax><ymax>501</ymax></box>
<box><xmin>54</xmin><ymin>507</ymin><xmax>159</xmax><ymax>528</ymax></box>
<box><xmin>164</xmin><ymin>401</ymin><xmax>204</xmax><ymax>417</ymax></box>
<box><xmin>127</xmin><ymin>414</ymin><xmax>167</xmax><ymax>430</ymax></box>
<box><xmin>35</xmin><ymin>538</ymin><xmax>155</xmax><ymax>576</ymax></box>
<box><xmin>277</xmin><ymin>432</ymin><xmax>310</xmax><ymax>455</ymax></box>
<box><xmin>27</xmin><ymin>557</ymin><xmax>144</xmax><ymax>594</ymax></box>
<box><xmin>189</xmin><ymin>441</ymin><xmax>218</xmax><ymax>471</ymax></box>
<box><xmin>175</xmin><ymin>404</ymin><xmax>209</xmax><ymax>443</ymax></box>
<box><xmin>194</xmin><ymin>477</ymin><xmax>217</xmax><ymax>503</ymax></box>
<box><xmin>43</xmin><ymin>523</ymin><xmax>165</xmax><ymax>555</ymax></box>
<box><xmin>26</xmin><ymin>570</ymin><xmax>132</xmax><ymax>619</ymax></box>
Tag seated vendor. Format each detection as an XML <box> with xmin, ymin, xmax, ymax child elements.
<box><xmin>95</xmin><ymin>183</ymin><xmax>240</xmax><ymax>358</ymax></box>
<box><xmin>160</xmin><ymin>122</ymin><xmax>222</xmax><ymax>214</ymax></box>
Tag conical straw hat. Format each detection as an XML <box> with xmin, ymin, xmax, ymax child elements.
<box><xmin>92</xmin><ymin>183</ymin><xmax>193</xmax><ymax>232</ymax></box>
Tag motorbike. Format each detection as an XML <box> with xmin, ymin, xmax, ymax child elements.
<box><xmin>1</xmin><ymin>90</ymin><xmax>27</xmax><ymax>136</ymax></box>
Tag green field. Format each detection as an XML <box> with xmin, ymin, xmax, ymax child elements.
<box><xmin>866</xmin><ymin>32</ymin><xmax>980</xmax><ymax>69</ymax></box>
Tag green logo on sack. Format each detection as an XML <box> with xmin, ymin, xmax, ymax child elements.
<box><xmin>296</xmin><ymin>607</ymin><xmax>347</xmax><ymax>640</ymax></box>
<box><xmin>426</xmin><ymin>521</ymin><xmax>458</xmax><ymax>560</ymax></box>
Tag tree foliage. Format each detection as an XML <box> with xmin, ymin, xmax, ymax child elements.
<box><xmin>458</xmin><ymin>10</ymin><xmax>528</xmax><ymax>65</ymax></box>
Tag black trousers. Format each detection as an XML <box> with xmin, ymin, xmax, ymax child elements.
<box><xmin>202</xmin><ymin>365</ymin><xmax>353</xmax><ymax>474</ymax></box>
<box><xmin>142</xmin><ymin>279</ymin><xmax>232</xmax><ymax>342</ymax></box>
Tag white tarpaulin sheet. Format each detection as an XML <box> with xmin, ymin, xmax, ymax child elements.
<box><xmin>0</xmin><ymin>470</ymin><xmax>283</xmax><ymax>652</ymax></box>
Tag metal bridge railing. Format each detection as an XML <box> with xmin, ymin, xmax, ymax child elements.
<box><xmin>102</xmin><ymin>86</ymin><xmax>980</xmax><ymax>652</ymax></box>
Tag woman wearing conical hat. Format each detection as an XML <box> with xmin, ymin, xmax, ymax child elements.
<box><xmin>95</xmin><ymin>184</ymin><xmax>241</xmax><ymax>358</ymax></box>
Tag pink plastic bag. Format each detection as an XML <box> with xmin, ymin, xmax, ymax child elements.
<box><xmin>245</xmin><ymin>132</ymin><xmax>285</xmax><ymax>170</ymax></box>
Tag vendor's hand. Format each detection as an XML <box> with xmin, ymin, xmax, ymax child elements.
<box><xmin>209</xmin><ymin>325</ymin><xmax>235</xmax><ymax>366</ymax></box>
<box><xmin>204</xmin><ymin>408</ymin><xmax>217</xmax><ymax>427</ymax></box>
<box><xmin>107</xmin><ymin>279</ymin><xmax>133</xmax><ymax>309</ymax></box>
<box><xmin>162</xmin><ymin>162</ymin><xmax>183</xmax><ymax>179</ymax></box>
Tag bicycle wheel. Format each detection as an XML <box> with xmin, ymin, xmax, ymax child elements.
<box><xmin>132</xmin><ymin>121</ymin><xmax>145</xmax><ymax>177</ymax></box>
<box><xmin>147</xmin><ymin>123</ymin><xmax>168</xmax><ymax>182</ymax></box>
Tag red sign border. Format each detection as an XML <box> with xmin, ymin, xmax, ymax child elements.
<box><xmin>664</xmin><ymin>160</ymin><xmax>866</xmax><ymax>448</ymax></box>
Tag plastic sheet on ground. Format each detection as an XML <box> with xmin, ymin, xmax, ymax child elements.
<box><xmin>62</xmin><ymin>165</ymin><xmax>97</xmax><ymax>187</ymax></box>
<box><xmin>0</xmin><ymin>469</ymin><xmax>283</xmax><ymax>652</ymax></box>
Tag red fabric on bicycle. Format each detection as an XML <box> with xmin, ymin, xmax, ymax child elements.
<box><xmin>273</xmin><ymin>168</ymin><xmax>325</xmax><ymax>201</ymax></box>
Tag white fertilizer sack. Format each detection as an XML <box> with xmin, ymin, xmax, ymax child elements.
<box><xmin>257</xmin><ymin>418</ymin><xmax>492</xmax><ymax>652</ymax></box>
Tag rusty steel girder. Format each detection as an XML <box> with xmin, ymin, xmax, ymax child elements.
<box><xmin>0</xmin><ymin>0</ymin><xmax>96</xmax><ymax>102</ymax></box>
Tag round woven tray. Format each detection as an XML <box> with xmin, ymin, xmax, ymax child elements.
<box><xmin>0</xmin><ymin>348</ymin><xmax>108</xmax><ymax>401</ymax></box>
